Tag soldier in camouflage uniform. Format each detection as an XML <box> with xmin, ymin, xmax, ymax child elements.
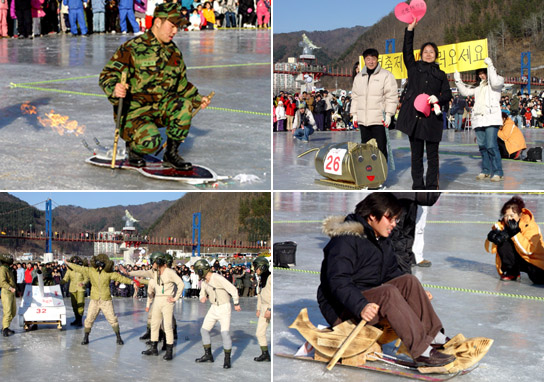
<box><xmin>99</xmin><ymin>2</ymin><xmax>210</xmax><ymax>171</ymax></box>
<box><xmin>61</xmin><ymin>256</ymin><xmax>89</xmax><ymax>327</ymax></box>
<box><xmin>67</xmin><ymin>254</ymin><xmax>134</xmax><ymax>346</ymax></box>
<box><xmin>0</xmin><ymin>254</ymin><xmax>16</xmax><ymax>337</ymax></box>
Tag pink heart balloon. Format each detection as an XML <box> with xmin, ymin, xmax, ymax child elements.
<box><xmin>410</xmin><ymin>0</ymin><xmax>427</xmax><ymax>21</ymax></box>
<box><xmin>394</xmin><ymin>2</ymin><xmax>414</xmax><ymax>24</ymax></box>
<box><xmin>414</xmin><ymin>93</ymin><xmax>431</xmax><ymax>117</ymax></box>
<box><xmin>395</xmin><ymin>0</ymin><xmax>427</xmax><ymax>24</ymax></box>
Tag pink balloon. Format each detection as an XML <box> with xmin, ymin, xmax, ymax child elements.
<box><xmin>410</xmin><ymin>0</ymin><xmax>427</xmax><ymax>21</ymax></box>
<box><xmin>414</xmin><ymin>93</ymin><xmax>431</xmax><ymax>117</ymax></box>
<box><xmin>394</xmin><ymin>0</ymin><xmax>427</xmax><ymax>24</ymax></box>
<box><xmin>394</xmin><ymin>2</ymin><xmax>414</xmax><ymax>24</ymax></box>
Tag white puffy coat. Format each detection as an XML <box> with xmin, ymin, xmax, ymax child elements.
<box><xmin>455</xmin><ymin>64</ymin><xmax>504</xmax><ymax>128</ymax></box>
<box><xmin>350</xmin><ymin>64</ymin><xmax>398</xmax><ymax>126</ymax></box>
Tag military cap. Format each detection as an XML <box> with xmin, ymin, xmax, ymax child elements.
<box><xmin>153</xmin><ymin>2</ymin><xmax>190</xmax><ymax>28</ymax></box>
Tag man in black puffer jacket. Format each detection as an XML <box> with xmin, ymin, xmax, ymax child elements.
<box><xmin>317</xmin><ymin>192</ymin><xmax>454</xmax><ymax>368</ymax></box>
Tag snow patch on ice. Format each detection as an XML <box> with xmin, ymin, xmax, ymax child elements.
<box><xmin>233</xmin><ymin>174</ymin><xmax>262</xmax><ymax>183</ymax></box>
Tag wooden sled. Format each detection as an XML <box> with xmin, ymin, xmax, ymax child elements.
<box><xmin>289</xmin><ymin>308</ymin><xmax>494</xmax><ymax>374</ymax></box>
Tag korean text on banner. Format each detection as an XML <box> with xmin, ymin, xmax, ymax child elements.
<box><xmin>359</xmin><ymin>38</ymin><xmax>489</xmax><ymax>80</ymax></box>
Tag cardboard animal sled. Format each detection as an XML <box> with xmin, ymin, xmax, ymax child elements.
<box><xmin>285</xmin><ymin>308</ymin><xmax>493</xmax><ymax>375</ymax></box>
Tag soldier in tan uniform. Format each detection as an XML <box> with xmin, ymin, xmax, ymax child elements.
<box><xmin>139</xmin><ymin>252</ymin><xmax>183</xmax><ymax>360</ymax></box>
<box><xmin>61</xmin><ymin>256</ymin><xmax>89</xmax><ymax>327</ymax></box>
<box><xmin>66</xmin><ymin>254</ymin><xmax>134</xmax><ymax>346</ymax></box>
<box><xmin>0</xmin><ymin>254</ymin><xmax>16</xmax><ymax>337</ymax></box>
<box><xmin>253</xmin><ymin>257</ymin><xmax>271</xmax><ymax>362</ymax></box>
<box><xmin>124</xmin><ymin>252</ymin><xmax>179</xmax><ymax>348</ymax></box>
<box><xmin>194</xmin><ymin>259</ymin><xmax>241</xmax><ymax>369</ymax></box>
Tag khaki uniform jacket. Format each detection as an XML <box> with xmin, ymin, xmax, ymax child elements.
<box><xmin>485</xmin><ymin>208</ymin><xmax>544</xmax><ymax>274</ymax></box>
<box><xmin>62</xmin><ymin>268</ymin><xmax>89</xmax><ymax>293</ymax></box>
<box><xmin>0</xmin><ymin>265</ymin><xmax>16</xmax><ymax>289</ymax></box>
<box><xmin>153</xmin><ymin>268</ymin><xmax>183</xmax><ymax>302</ymax></box>
<box><xmin>67</xmin><ymin>262</ymin><xmax>133</xmax><ymax>301</ymax></box>
<box><xmin>350</xmin><ymin>63</ymin><xmax>398</xmax><ymax>126</ymax></box>
<box><xmin>256</xmin><ymin>275</ymin><xmax>271</xmax><ymax>312</ymax></box>
<box><xmin>200</xmin><ymin>272</ymin><xmax>239</xmax><ymax>306</ymax></box>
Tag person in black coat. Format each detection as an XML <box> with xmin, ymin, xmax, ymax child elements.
<box><xmin>317</xmin><ymin>193</ymin><xmax>455</xmax><ymax>368</ymax></box>
<box><xmin>396</xmin><ymin>18</ymin><xmax>452</xmax><ymax>190</ymax></box>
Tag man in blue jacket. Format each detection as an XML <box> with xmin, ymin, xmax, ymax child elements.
<box><xmin>317</xmin><ymin>192</ymin><xmax>455</xmax><ymax>368</ymax></box>
<box><xmin>63</xmin><ymin>0</ymin><xmax>88</xmax><ymax>35</ymax></box>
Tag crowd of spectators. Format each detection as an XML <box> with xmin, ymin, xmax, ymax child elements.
<box><xmin>0</xmin><ymin>0</ymin><xmax>270</xmax><ymax>39</ymax></box>
<box><xmin>273</xmin><ymin>88</ymin><xmax>544</xmax><ymax>133</ymax></box>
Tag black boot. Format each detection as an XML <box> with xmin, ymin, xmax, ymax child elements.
<box><xmin>223</xmin><ymin>350</ymin><xmax>231</xmax><ymax>369</ymax></box>
<box><xmin>139</xmin><ymin>327</ymin><xmax>151</xmax><ymax>340</ymax></box>
<box><xmin>74</xmin><ymin>314</ymin><xmax>83</xmax><ymax>327</ymax></box>
<box><xmin>254</xmin><ymin>349</ymin><xmax>271</xmax><ymax>362</ymax></box>
<box><xmin>126</xmin><ymin>143</ymin><xmax>146</xmax><ymax>168</ymax></box>
<box><xmin>81</xmin><ymin>331</ymin><xmax>90</xmax><ymax>345</ymax></box>
<box><xmin>163</xmin><ymin>344</ymin><xmax>173</xmax><ymax>361</ymax></box>
<box><xmin>116</xmin><ymin>331</ymin><xmax>124</xmax><ymax>345</ymax></box>
<box><xmin>70</xmin><ymin>314</ymin><xmax>79</xmax><ymax>326</ymax></box>
<box><xmin>162</xmin><ymin>138</ymin><xmax>192</xmax><ymax>171</ymax></box>
<box><xmin>195</xmin><ymin>346</ymin><xmax>214</xmax><ymax>363</ymax></box>
<box><xmin>3</xmin><ymin>328</ymin><xmax>14</xmax><ymax>337</ymax></box>
<box><xmin>142</xmin><ymin>341</ymin><xmax>159</xmax><ymax>356</ymax></box>
<box><xmin>161</xmin><ymin>335</ymin><xmax>167</xmax><ymax>351</ymax></box>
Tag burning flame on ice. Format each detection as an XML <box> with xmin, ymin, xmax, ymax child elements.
<box><xmin>37</xmin><ymin>110</ymin><xmax>86</xmax><ymax>136</ymax></box>
<box><xmin>21</xmin><ymin>101</ymin><xmax>37</xmax><ymax>115</ymax></box>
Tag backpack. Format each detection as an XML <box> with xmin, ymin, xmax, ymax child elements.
<box><xmin>524</xmin><ymin>147</ymin><xmax>542</xmax><ymax>162</ymax></box>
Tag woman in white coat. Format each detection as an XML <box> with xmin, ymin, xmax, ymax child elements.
<box><xmin>454</xmin><ymin>58</ymin><xmax>504</xmax><ymax>181</ymax></box>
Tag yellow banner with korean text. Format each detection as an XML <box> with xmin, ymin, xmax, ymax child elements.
<box><xmin>360</xmin><ymin>38</ymin><xmax>489</xmax><ymax>80</ymax></box>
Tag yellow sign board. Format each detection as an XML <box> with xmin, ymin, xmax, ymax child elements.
<box><xmin>360</xmin><ymin>38</ymin><xmax>489</xmax><ymax>80</ymax></box>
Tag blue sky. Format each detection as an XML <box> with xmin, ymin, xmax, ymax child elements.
<box><xmin>273</xmin><ymin>0</ymin><xmax>402</xmax><ymax>33</ymax></box>
<box><xmin>9</xmin><ymin>192</ymin><xmax>185</xmax><ymax>210</ymax></box>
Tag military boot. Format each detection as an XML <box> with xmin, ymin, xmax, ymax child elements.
<box><xmin>163</xmin><ymin>344</ymin><xmax>173</xmax><ymax>361</ymax></box>
<box><xmin>223</xmin><ymin>350</ymin><xmax>232</xmax><ymax>369</ymax></box>
<box><xmin>142</xmin><ymin>341</ymin><xmax>159</xmax><ymax>356</ymax></box>
<box><xmin>81</xmin><ymin>331</ymin><xmax>90</xmax><ymax>345</ymax></box>
<box><xmin>139</xmin><ymin>327</ymin><xmax>151</xmax><ymax>340</ymax></box>
<box><xmin>115</xmin><ymin>331</ymin><xmax>124</xmax><ymax>345</ymax></box>
<box><xmin>74</xmin><ymin>314</ymin><xmax>83</xmax><ymax>327</ymax></box>
<box><xmin>161</xmin><ymin>335</ymin><xmax>167</xmax><ymax>351</ymax></box>
<box><xmin>3</xmin><ymin>328</ymin><xmax>14</xmax><ymax>337</ymax></box>
<box><xmin>195</xmin><ymin>346</ymin><xmax>214</xmax><ymax>363</ymax></box>
<box><xmin>162</xmin><ymin>138</ymin><xmax>192</xmax><ymax>171</ymax></box>
<box><xmin>254</xmin><ymin>348</ymin><xmax>271</xmax><ymax>362</ymax></box>
<box><xmin>126</xmin><ymin>143</ymin><xmax>146</xmax><ymax>168</ymax></box>
<box><xmin>70</xmin><ymin>314</ymin><xmax>79</xmax><ymax>326</ymax></box>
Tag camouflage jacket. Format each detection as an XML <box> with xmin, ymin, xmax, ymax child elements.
<box><xmin>99</xmin><ymin>30</ymin><xmax>202</xmax><ymax>108</ymax></box>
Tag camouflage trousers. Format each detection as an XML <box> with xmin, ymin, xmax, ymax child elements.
<box><xmin>84</xmin><ymin>299</ymin><xmax>119</xmax><ymax>330</ymax></box>
<box><xmin>70</xmin><ymin>290</ymin><xmax>85</xmax><ymax>316</ymax></box>
<box><xmin>121</xmin><ymin>93</ymin><xmax>195</xmax><ymax>155</ymax></box>
<box><xmin>256</xmin><ymin>310</ymin><xmax>270</xmax><ymax>347</ymax></box>
<box><xmin>1</xmin><ymin>289</ymin><xmax>16</xmax><ymax>329</ymax></box>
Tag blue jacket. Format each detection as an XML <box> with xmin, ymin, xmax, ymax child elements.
<box><xmin>91</xmin><ymin>0</ymin><xmax>106</xmax><ymax>12</ymax></box>
<box><xmin>64</xmin><ymin>0</ymin><xmax>85</xmax><ymax>10</ymax></box>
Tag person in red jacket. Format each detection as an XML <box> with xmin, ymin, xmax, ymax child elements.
<box><xmin>284</xmin><ymin>96</ymin><xmax>296</xmax><ymax>131</ymax></box>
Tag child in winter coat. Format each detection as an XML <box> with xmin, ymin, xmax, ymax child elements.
<box><xmin>0</xmin><ymin>0</ymin><xmax>9</xmax><ymax>37</ymax></box>
<box><xmin>256</xmin><ymin>0</ymin><xmax>269</xmax><ymax>28</ymax></box>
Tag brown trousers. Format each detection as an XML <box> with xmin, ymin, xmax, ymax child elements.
<box><xmin>362</xmin><ymin>274</ymin><xmax>443</xmax><ymax>358</ymax></box>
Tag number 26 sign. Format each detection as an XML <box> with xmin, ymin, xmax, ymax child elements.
<box><xmin>323</xmin><ymin>148</ymin><xmax>347</xmax><ymax>175</ymax></box>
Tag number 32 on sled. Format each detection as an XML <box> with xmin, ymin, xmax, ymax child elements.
<box><xmin>298</xmin><ymin>141</ymin><xmax>388</xmax><ymax>189</ymax></box>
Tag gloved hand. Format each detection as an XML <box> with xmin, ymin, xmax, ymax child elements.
<box><xmin>484</xmin><ymin>57</ymin><xmax>493</xmax><ymax>66</ymax></box>
<box><xmin>487</xmin><ymin>229</ymin><xmax>509</xmax><ymax>246</ymax></box>
<box><xmin>433</xmin><ymin>103</ymin><xmax>442</xmax><ymax>116</ymax></box>
<box><xmin>383</xmin><ymin>114</ymin><xmax>391</xmax><ymax>127</ymax></box>
<box><xmin>505</xmin><ymin>219</ymin><xmax>520</xmax><ymax>237</ymax></box>
<box><xmin>353</xmin><ymin>116</ymin><xmax>358</xmax><ymax>128</ymax></box>
<box><xmin>427</xmin><ymin>95</ymin><xmax>439</xmax><ymax>104</ymax></box>
<box><xmin>453</xmin><ymin>71</ymin><xmax>461</xmax><ymax>82</ymax></box>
